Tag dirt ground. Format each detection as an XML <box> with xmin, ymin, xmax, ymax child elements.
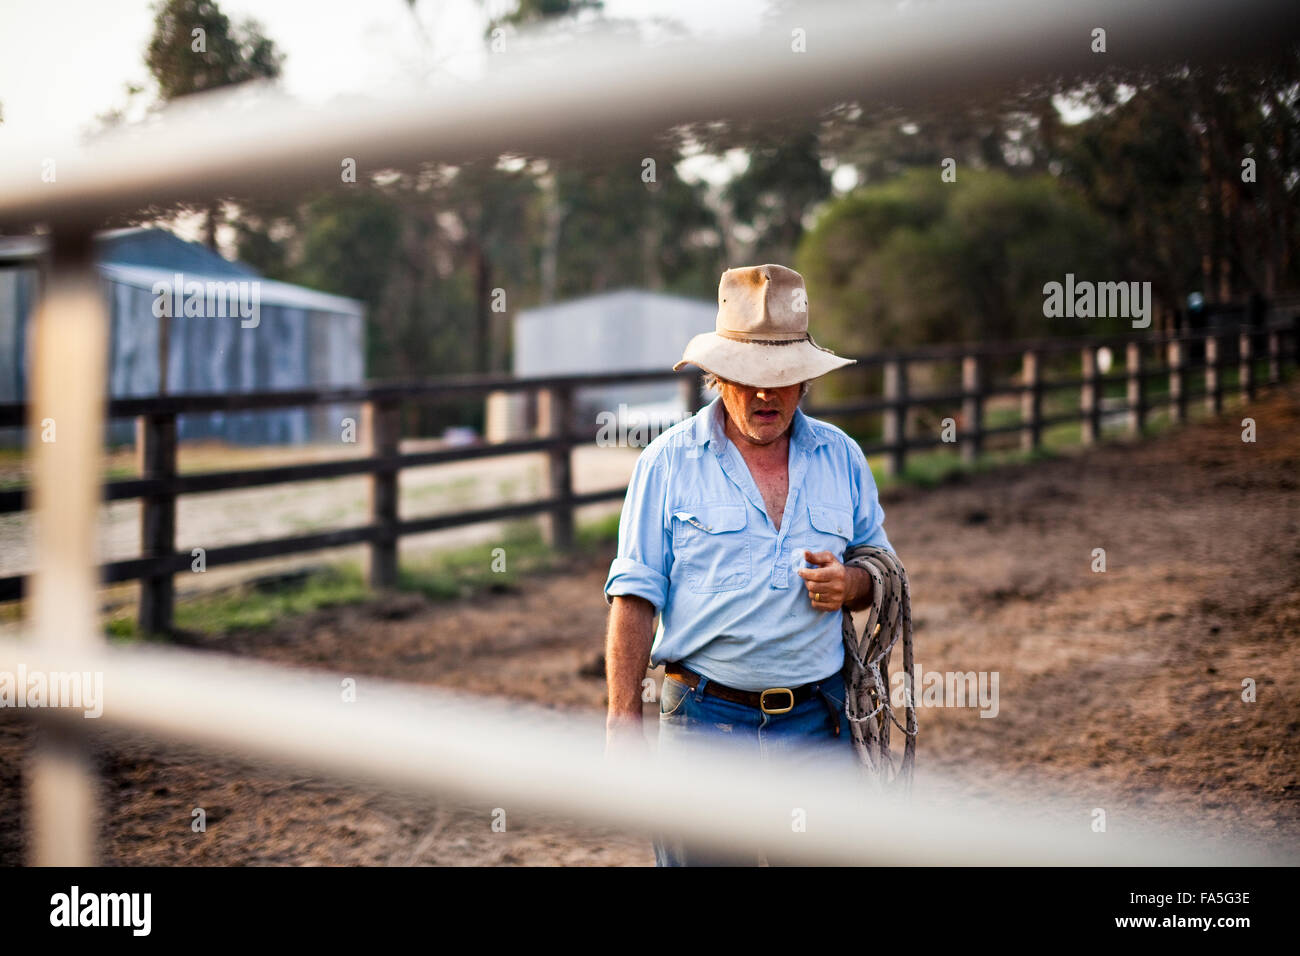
<box><xmin>2</xmin><ymin>385</ymin><xmax>1298</xmax><ymax>865</ymax></box>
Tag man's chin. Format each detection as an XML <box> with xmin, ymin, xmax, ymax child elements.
<box><xmin>745</xmin><ymin>421</ymin><xmax>788</xmax><ymax>442</ymax></box>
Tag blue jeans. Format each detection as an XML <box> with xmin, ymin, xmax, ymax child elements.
<box><xmin>652</xmin><ymin>666</ymin><xmax>858</xmax><ymax>867</ymax></box>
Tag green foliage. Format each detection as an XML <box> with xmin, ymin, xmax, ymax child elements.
<box><xmin>722</xmin><ymin>124</ymin><xmax>833</xmax><ymax>265</ymax></box>
<box><xmin>106</xmin><ymin>563</ymin><xmax>370</xmax><ymax>639</ymax></box>
<box><xmin>145</xmin><ymin>0</ymin><xmax>283</xmax><ymax>100</ymax></box>
<box><xmin>680</xmin><ymin>115</ymin><xmax>835</xmax><ymax>268</ymax></box>
<box><xmin>137</xmin><ymin>0</ymin><xmax>284</xmax><ymax>246</ymax></box>
<box><xmin>797</xmin><ymin>168</ymin><xmax>1124</xmax><ymax>355</ymax></box>
<box><xmin>399</xmin><ymin>513</ymin><xmax>619</xmax><ymax>600</ymax></box>
<box><xmin>1056</xmin><ymin>60</ymin><xmax>1300</xmax><ymax>305</ymax></box>
<box><xmin>552</xmin><ymin>147</ymin><xmax>723</xmax><ymax>298</ymax></box>
<box><xmin>294</xmin><ymin>191</ymin><xmax>405</xmax><ymax>312</ymax></box>
<box><xmin>483</xmin><ymin>0</ymin><xmax>605</xmax><ymax>37</ymax></box>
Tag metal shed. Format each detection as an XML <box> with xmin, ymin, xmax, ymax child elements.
<box><xmin>0</xmin><ymin>227</ymin><xmax>365</xmax><ymax>446</ymax></box>
<box><xmin>488</xmin><ymin>288</ymin><xmax>716</xmax><ymax>441</ymax></box>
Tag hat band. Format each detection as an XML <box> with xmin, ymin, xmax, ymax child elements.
<box><xmin>714</xmin><ymin>329</ymin><xmax>811</xmax><ymax>346</ymax></box>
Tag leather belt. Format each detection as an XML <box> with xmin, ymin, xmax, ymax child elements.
<box><xmin>664</xmin><ymin>662</ymin><xmax>829</xmax><ymax>715</ymax></box>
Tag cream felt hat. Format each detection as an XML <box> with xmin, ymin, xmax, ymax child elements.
<box><xmin>673</xmin><ymin>264</ymin><xmax>855</xmax><ymax>388</ymax></box>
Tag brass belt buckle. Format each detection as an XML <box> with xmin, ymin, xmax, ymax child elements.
<box><xmin>759</xmin><ymin>687</ymin><xmax>795</xmax><ymax>714</ymax></box>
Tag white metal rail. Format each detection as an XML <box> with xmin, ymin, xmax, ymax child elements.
<box><xmin>0</xmin><ymin>636</ymin><xmax>1278</xmax><ymax>866</ymax></box>
<box><xmin>0</xmin><ymin>0</ymin><xmax>1296</xmax><ymax>229</ymax></box>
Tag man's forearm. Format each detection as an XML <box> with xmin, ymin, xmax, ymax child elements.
<box><xmin>843</xmin><ymin>564</ymin><xmax>874</xmax><ymax>613</ymax></box>
<box><xmin>605</xmin><ymin>595</ymin><xmax>656</xmax><ymax>725</ymax></box>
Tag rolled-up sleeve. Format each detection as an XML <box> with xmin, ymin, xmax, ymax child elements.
<box><xmin>604</xmin><ymin>450</ymin><xmax>672</xmax><ymax>612</ymax></box>
<box><xmin>848</xmin><ymin>441</ymin><xmax>893</xmax><ymax>552</ymax></box>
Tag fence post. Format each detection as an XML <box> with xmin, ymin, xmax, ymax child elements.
<box><xmin>541</xmin><ymin>384</ymin><xmax>575</xmax><ymax>552</ymax></box>
<box><xmin>1126</xmin><ymin>341</ymin><xmax>1145</xmax><ymax>436</ymax></box>
<box><xmin>883</xmin><ymin>358</ymin><xmax>907</xmax><ymax>476</ymax></box>
<box><xmin>680</xmin><ymin>367</ymin><xmax>705</xmax><ymax>414</ymax></box>
<box><xmin>138</xmin><ymin>412</ymin><xmax>177</xmax><ymax>637</ymax></box>
<box><xmin>1239</xmin><ymin>330</ymin><xmax>1255</xmax><ymax>402</ymax></box>
<box><xmin>1266</xmin><ymin>328</ymin><xmax>1281</xmax><ymax>386</ymax></box>
<box><xmin>1205</xmin><ymin>334</ymin><xmax>1222</xmax><ymax>415</ymax></box>
<box><xmin>1080</xmin><ymin>347</ymin><xmax>1100</xmax><ymax>445</ymax></box>
<box><xmin>365</xmin><ymin>398</ymin><xmax>401</xmax><ymax>590</ymax></box>
<box><xmin>961</xmin><ymin>354</ymin><xmax>982</xmax><ymax>464</ymax></box>
<box><xmin>26</xmin><ymin>228</ymin><xmax>104</xmax><ymax>865</ymax></box>
<box><xmin>1021</xmin><ymin>349</ymin><xmax>1041</xmax><ymax>452</ymax></box>
<box><xmin>1167</xmin><ymin>339</ymin><xmax>1187</xmax><ymax>424</ymax></box>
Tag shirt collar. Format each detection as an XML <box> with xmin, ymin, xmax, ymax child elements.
<box><xmin>689</xmin><ymin>394</ymin><xmax>826</xmax><ymax>455</ymax></box>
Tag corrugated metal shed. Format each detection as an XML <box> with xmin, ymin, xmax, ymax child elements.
<box><xmin>0</xmin><ymin>228</ymin><xmax>365</xmax><ymax>446</ymax></box>
<box><xmin>500</xmin><ymin>289</ymin><xmax>716</xmax><ymax>440</ymax></box>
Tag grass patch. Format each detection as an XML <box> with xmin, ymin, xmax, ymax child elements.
<box><xmin>99</xmin><ymin>511</ymin><xmax>625</xmax><ymax>640</ymax></box>
<box><xmin>578</xmin><ymin>511</ymin><xmax>621</xmax><ymax>549</ymax></box>
<box><xmin>107</xmin><ymin>562</ymin><xmax>372</xmax><ymax>640</ymax></box>
<box><xmin>873</xmin><ymin>443</ymin><xmax>1062</xmax><ymax>491</ymax></box>
<box><xmin>398</xmin><ymin>513</ymin><xmax>620</xmax><ymax>600</ymax></box>
<box><xmin>398</xmin><ymin>519</ymin><xmax>551</xmax><ymax>600</ymax></box>
<box><xmin>0</xmin><ymin>462</ymin><xmax>137</xmax><ymax>491</ymax></box>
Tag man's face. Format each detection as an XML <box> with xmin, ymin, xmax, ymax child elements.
<box><xmin>716</xmin><ymin>378</ymin><xmax>804</xmax><ymax>447</ymax></box>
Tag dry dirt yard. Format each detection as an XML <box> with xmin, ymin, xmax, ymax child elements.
<box><xmin>2</xmin><ymin>385</ymin><xmax>1297</xmax><ymax>865</ymax></box>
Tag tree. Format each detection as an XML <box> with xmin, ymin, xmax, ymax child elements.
<box><xmin>797</xmin><ymin>167</ymin><xmax>1123</xmax><ymax>355</ymax></box>
<box><xmin>548</xmin><ymin>144</ymin><xmax>722</xmax><ymax>301</ymax></box>
<box><xmin>720</xmin><ymin>121</ymin><xmax>833</xmax><ymax>267</ymax></box>
<box><xmin>144</xmin><ymin>0</ymin><xmax>284</xmax><ymax>248</ymax></box>
<box><xmin>482</xmin><ymin>0</ymin><xmax>605</xmax><ymax>37</ymax></box>
<box><xmin>146</xmin><ymin>0</ymin><xmax>283</xmax><ymax>99</ymax></box>
<box><xmin>1058</xmin><ymin>55</ymin><xmax>1300</xmax><ymax>311</ymax></box>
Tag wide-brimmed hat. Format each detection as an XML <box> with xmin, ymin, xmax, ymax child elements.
<box><xmin>673</xmin><ymin>264</ymin><xmax>854</xmax><ymax>388</ymax></box>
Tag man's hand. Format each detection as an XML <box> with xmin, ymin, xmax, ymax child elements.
<box><xmin>605</xmin><ymin>713</ymin><xmax>650</xmax><ymax>762</ymax></box>
<box><xmin>796</xmin><ymin>550</ymin><xmax>874</xmax><ymax>612</ymax></box>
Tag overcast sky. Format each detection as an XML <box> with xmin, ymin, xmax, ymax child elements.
<box><xmin>0</xmin><ymin>0</ymin><xmax>766</xmax><ymax>142</ymax></box>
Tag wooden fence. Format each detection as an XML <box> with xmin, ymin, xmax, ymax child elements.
<box><xmin>831</xmin><ymin>316</ymin><xmax>1300</xmax><ymax>475</ymax></box>
<box><xmin>0</xmin><ymin>317</ymin><xmax>1296</xmax><ymax>635</ymax></box>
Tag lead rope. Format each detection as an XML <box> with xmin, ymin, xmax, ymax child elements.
<box><xmin>840</xmin><ymin>546</ymin><xmax>917</xmax><ymax>795</ymax></box>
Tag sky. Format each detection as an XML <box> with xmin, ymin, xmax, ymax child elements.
<box><xmin>0</xmin><ymin>0</ymin><xmax>767</xmax><ymax>144</ymax></box>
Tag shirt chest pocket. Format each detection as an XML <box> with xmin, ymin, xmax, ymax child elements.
<box><xmin>671</xmin><ymin>502</ymin><xmax>751</xmax><ymax>593</ymax></box>
<box><xmin>804</xmin><ymin>502</ymin><xmax>853</xmax><ymax>562</ymax></box>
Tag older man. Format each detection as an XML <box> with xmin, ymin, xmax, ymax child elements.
<box><xmin>602</xmin><ymin>263</ymin><xmax>894</xmax><ymax>866</ymax></box>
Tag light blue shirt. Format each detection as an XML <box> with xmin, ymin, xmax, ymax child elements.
<box><xmin>603</xmin><ymin>395</ymin><xmax>893</xmax><ymax>690</ymax></box>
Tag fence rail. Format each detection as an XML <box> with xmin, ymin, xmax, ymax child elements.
<box><xmin>1</xmin><ymin>316</ymin><xmax>1296</xmax><ymax>634</ymax></box>
<box><xmin>1</xmin><ymin>632</ymin><xmax>1277</xmax><ymax>866</ymax></box>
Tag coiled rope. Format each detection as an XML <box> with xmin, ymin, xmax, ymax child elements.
<box><xmin>840</xmin><ymin>545</ymin><xmax>917</xmax><ymax>793</ymax></box>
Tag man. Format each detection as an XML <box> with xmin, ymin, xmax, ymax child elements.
<box><xmin>602</xmin><ymin>263</ymin><xmax>895</xmax><ymax>866</ymax></box>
